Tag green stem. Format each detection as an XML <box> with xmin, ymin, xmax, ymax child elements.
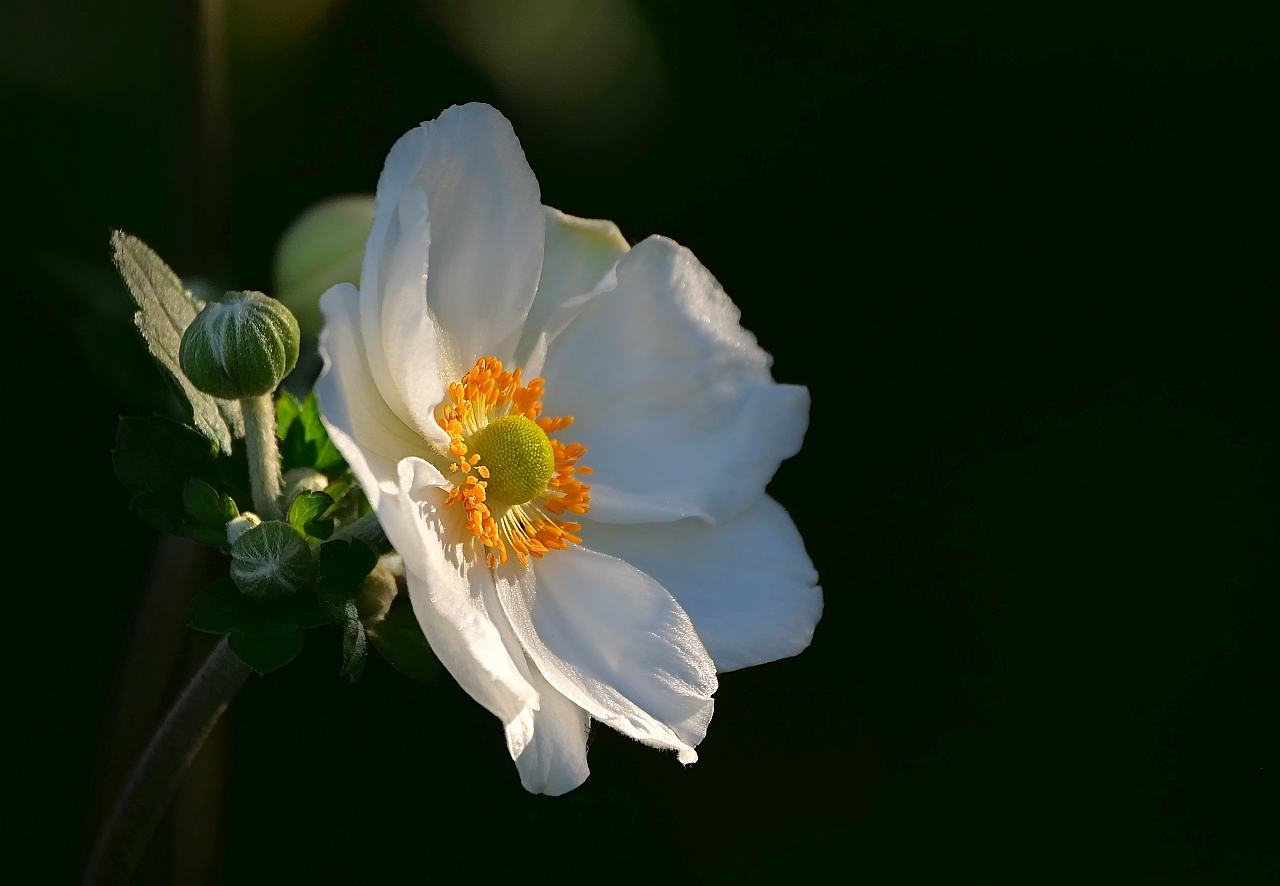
<box><xmin>242</xmin><ymin>394</ymin><xmax>283</xmax><ymax>520</ymax></box>
<box><xmin>82</xmin><ymin>638</ymin><xmax>251</xmax><ymax>886</ymax></box>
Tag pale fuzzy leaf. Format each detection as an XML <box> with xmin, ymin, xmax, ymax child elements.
<box><xmin>111</xmin><ymin>231</ymin><xmax>244</xmax><ymax>453</ymax></box>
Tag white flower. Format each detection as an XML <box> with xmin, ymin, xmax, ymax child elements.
<box><xmin>315</xmin><ymin>103</ymin><xmax>822</xmax><ymax>795</ymax></box>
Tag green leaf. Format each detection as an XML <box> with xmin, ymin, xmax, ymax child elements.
<box><xmin>183</xmin><ymin>479</ymin><xmax>225</xmax><ymax>525</ymax></box>
<box><xmin>113</xmin><ymin>415</ymin><xmax>252</xmax><ymax>537</ymax></box>
<box><xmin>366</xmin><ymin>595</ymin><xmax>440</xmax><ymax>683</ymax></box>
<box><xmin>114</xmin><ymin>415</ymin><xmax>218</xmax><ymax>497</ymax></box>
<box><xmin>188</xmin><ymin>578</ymin><xmax>327</xmax><ymax>673</ymax></box>
<box><xmin>278</xmin><ymin>389</ymin><xmax>347</xmax><ymax>474</ymax></box>
<box><xmin>228</xmin><ymin>623</ymin><xmax>306</xmax><ymax>673</ymax></box>
<box><xmin>318</xmin><ymin>538</ymin><xmax>379</xmax><ymax>599</ymax></box>
<box><xmin>288</xmin><ymin>491</ymin><xmax>335</xmax><ymax>540</ymax></box>
<box><xmin>230</xmin><ymin>521</ymin><xmax>314</xmax><ymax>600</ymax></box>
<box><xmin>340</xmin><ymin>603</ymin><xmax>367</xmax><ymax>682</ymax></box>
<box><xmin>111</xmin><ymin>231</ymin><xmax>243</xmax><ymax>453</ymax></box>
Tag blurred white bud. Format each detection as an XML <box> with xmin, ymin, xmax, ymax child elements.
<box><xmin>273</xmin><ymin>195</ymin><xmax>375</xmax><ymax>338</ymax></box>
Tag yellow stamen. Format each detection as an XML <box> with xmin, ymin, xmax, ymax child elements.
<box><xmin>437</xmin><ymin>356</ymin><xmax>593</xmax><ymax>568</ymax></box>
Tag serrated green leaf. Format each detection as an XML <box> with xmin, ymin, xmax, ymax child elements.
<box><xmin>318</xmin><ymin>538</ymin><xmax>379</xmax><ymax>599</ymax></box>
<box><xmin>228</xmin><ymin>623</ymin><xmax>306</xmax><ymax>673</ymax></box>
<box><xmin>288</xmin><ymin>491</ymin><xmax>335</xmax><ymax>540</ymax></box>
<box><xmin>230</xmin><ymin>520</ymin><xmax>314</xmax><ymax>600</ymax></box>
<box><xmin>111</xmin><ymin>231</ymin><xmax>243</xmax><ymax>453</ymax></box>
<box><xmin>367</xmin><ymin>595</ymin><xmax>440</xmax><ymax>683</ymax></box>
<box><xmin>340</xmin><ymin>603</ymin><xmax>367</xmax><ymax>682</ymax></box>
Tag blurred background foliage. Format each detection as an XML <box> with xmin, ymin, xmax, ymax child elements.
<box><xmin>2</xmin><ymin>0</ymin><xmax>1277</xmax><ymax>882</ymax></box>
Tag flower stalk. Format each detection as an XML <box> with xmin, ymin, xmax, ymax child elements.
<box><xmin>242</xmin><ymin>394</ymin><xmax>284</xmax><ymax>520</ymax></box>
<box><xmin>82</xmin><ymin>638</ymin><xmax>251</xmax><ymax>886</ymax></box>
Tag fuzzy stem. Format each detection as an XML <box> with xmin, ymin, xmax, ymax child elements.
<box><xmin>241</xmin><ymin>394</ymin><xmax>283</xmax><ymax>520</ymax></box>
<box><xmin>82</xmin><ymin>638</ymin><xmax>251</xmax><ymax>886</ymax></box>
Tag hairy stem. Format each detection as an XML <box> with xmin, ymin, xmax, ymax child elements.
<box><xmin>242</xmin><ymin>394</ymin><xmax>283</xmax><ymax>520</ymax></box>
<box><xmin>82</xmin><ymin>638</ymin><xmax>251</xmax><ymax>886</ymax></box>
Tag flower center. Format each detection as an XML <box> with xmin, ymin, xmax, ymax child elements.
<box><xmin>467</xmin><ymin>415</ymin><xmax>555</xmax><ymax>507</ymax></box>
<box><xmin>437</xmin><ymin>357</ymin><xmax>593</xmax><ymax>569</ymax></box>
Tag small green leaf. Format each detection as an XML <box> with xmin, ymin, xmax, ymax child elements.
<box><xmin>288</xmin><ymin>490</ymin><xmax>335</xmax><ymax>540</ymax></box>
<box><xmin>367</xmin><ymin>595</ymin><xmax>440</xmax><ymax>683</ymax></box>
<box><xmin>230</xmin><ymin>520</ymin><xmax>314</xmax><ymax>600</ymax></box>
<box><xmin>340</xmin><ymin>603</ymin><xmax>367</xmax><ymax>682</ymax></box>
<box><xmin>318</xmin><ymin>538</ymin><xmax>379</xmax><ymax>600</ymax></box>
<box><xmin>228</xmin><ymin>623</ymin><xmax>306</xmax><ymax>673</ymax></box>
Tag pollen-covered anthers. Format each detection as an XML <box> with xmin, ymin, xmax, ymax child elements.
<box><xmin>438</xmin><ymin>357</ymin><xmax>594</xmax><ymax>569</ymax></box>
<box><xmin>535</xmin><ymin>423</ymin><xmax>592</xmax><ymax>518</ymax></box>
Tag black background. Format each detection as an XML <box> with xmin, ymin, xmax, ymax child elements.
<box><xmin>3</xmin><ymin>1</ymin><xmax>1277</xmax><ymax>881</ymax></box>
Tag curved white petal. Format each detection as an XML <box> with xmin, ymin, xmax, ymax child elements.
<box><xmin>494</xmin><ymin>547</ymin><xmax>717</xmax><ymax>762</ymax></box>
<box><xmin>581</xmin><ymin>497</ymin><xmax>822</xmax><ymax>673</ymax></box>
<box><xmin>516</xmin><ymin>207</ymin><xmax>629</xmax><ymax>376</ymax></box>
<box><xmin>363</xmin><ymin>103</ymin><xmax>544</xmax><ymax>380</ymax></box>
<box><xmin>514</xmin><ymin>661</ymin><xmax>592</xmax><ymax>796</ymax></box>
<box><xmin>539</xmin><ymin>236</ymin><xmax>809</xmax><ymax>524</ymax></box>
<box><xmin>389</xmin><ymin>458</ymin><xmax>541</xmax><ymax>756</ymax></box>
<box><xmin>315</xmin><ymin>283</ymin><xmax>440</xmax><ymax>506</ymax></box>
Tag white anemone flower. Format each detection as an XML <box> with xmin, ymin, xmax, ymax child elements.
<box><xmin>316</xmin><ymin>103</ymin><xmax>822</xmax><ymax>795</ymax></box>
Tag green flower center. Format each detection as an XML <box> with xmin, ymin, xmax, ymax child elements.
<box><xmin>469</xmin><ymin>415</ymin><xmax>555</xmax><ymax>508</ymax></box>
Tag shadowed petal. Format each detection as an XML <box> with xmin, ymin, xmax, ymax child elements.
<box><xmin>582</xmin><ymin>497</ymin><xmax>822</xmax><ymax>672</ymax></box>
<box><xmin>495</xmin><ymin>547</ymin><xmax>717</xmax><ymax>762</ymax></box>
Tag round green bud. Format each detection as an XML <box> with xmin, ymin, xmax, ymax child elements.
<box><xmin>470</xmin><ymin>415</ymin><xmax>555</xmax><ymax>508</ymax></box>
<box><xmin>273</xmin><ymin>194</ymin><xmax>374</xmax><ymax>339</ymax></box>
<box><xmin>179</xmin><ymin>290</ymin><xmax>300</xmax><ymax>399</ymax></box>
<box><xmin>230</xmin><ymin>520</ymin><xmax>313</xmax><ymax>600</ymax></box>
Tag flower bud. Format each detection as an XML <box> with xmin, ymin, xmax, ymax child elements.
<box><xmin>179</xmin><ymin>290</ymin><xmax>300</xmax><ymax>399</ymax></box>
<box><xmin>230</xmin><ymin>520</ymin><xmax>313</xmax><ymax>600</ymax></box>
<box><xmin>273</xmin><ymin>195</ymin><xmax>374</xmax><ymax>338</ymax></box>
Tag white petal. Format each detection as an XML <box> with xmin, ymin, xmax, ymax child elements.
<box><xmin>389</xmin><ymin>458</ymin><xmax>541</xmax><ymax>754</ymax></box>
<box><xmin>494</xmin><ymin>547</ymin><xmax>717</xmax><ymax>762</ymax></box>
<box><xmin>539</xmin><ymin>236</ymin><xmax>809</xmax><ymax>524</ymax></box>
<box><xmin>315</xmin><ymin>283</ymin><xmax>440</xmax><ymax>507</ymax></box>
<box><xmin>514</xmin><ymin>661</ymin><xmax>592</xmax><ymax>796</ymax></box>
<box><xmin>581</xmin><ymin>497</ymin><xmax>822</xmax><ymax>673</ymax></box>
<box><xmin>363</xmin><ymin>103</ymin><xmax>544</xmax><ymax>377</ymax></box>
<box><xmin>515</xmin><ymin>207</ymin><xmax>629</xmax><ymax>376</ymax></box>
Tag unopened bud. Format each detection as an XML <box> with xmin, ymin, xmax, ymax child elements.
<box><xmin>179</xmin><ymin>290</ymin><xmax>300</xmax><ymax>399</ymax></box>
<box><xmin>230</xmin><ymin>520</ymin><xmax>313</xmax><ymax>600</ymax></box>
<box><xmin>273</xmin><ymin>195</ymin><xmax>374</xmax><ymax>338</ymax></box>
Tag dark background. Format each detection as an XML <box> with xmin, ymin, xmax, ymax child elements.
<box><xmin>3</xmin><ymin>1</ymin><xmax>1277</xmax><ymax>881</ymax></box>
